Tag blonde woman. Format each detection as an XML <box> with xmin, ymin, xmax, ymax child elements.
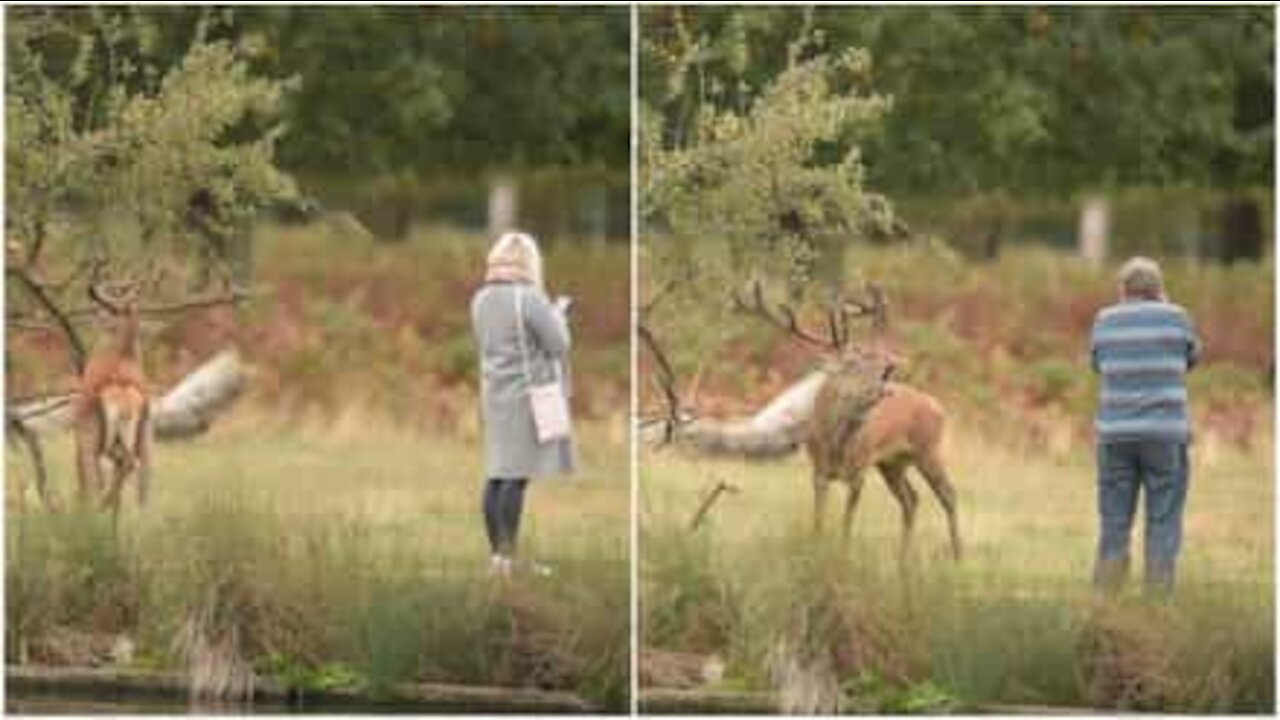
<box><xmin>470</xmin><ymin>231</ymin><xmax>574</xmax><ymax>577</ymax></box>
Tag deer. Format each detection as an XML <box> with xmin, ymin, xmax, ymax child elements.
<box><xmin>7</xmin><ymin>241</ymin><xmax>256</xmax><ymax>515</ymax></box>
<box><xmin>642</xmin><ymin>281</ymin><xmax>962</xmax><ymax>562</ymax></box>
<box><xmin>72</xmin><ymin>272</ymin><xmax>154</xmax><ymax>516</ymax></box>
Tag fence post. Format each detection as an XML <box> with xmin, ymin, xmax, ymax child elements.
<box><xmin>1078</xmin><ymin>196</ymin><xmax>1109</xmax><ymax>267</ymax></box>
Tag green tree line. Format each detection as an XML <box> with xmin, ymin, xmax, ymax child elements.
<box><xmin>643</xmin><ymin>6</ymin><xmax>1272</xmax><ymax>198</ymax></box>
<box><xmin>11</xmin><ymin>5</ymin><xmax>629</xmax><ymax>183</ymax></box>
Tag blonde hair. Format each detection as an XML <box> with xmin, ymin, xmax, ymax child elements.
<box><xmin>1118</xmin><ymin>256</ymin><xmax>1164</xmax><ymax>301</ymax></box>
<box><xmin>485</xmin><ymin>231</ymin><xmax>544</xmax><ymax>290</ymax></box>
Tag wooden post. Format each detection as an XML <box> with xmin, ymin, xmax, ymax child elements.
<box><xmin>1078</xmin><ymin>197</ymin><xmax>1109</xmax><ymax>267</ymax></box>
<box><xmin>487</xmin><ymin>176</ymin><xmax>518</xmax><ymax>237</ymax></box>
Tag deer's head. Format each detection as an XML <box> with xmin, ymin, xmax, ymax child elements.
<box><xmin>88</xmin><ymin>275</ymin><xmax>144</xmax><ymax>356</ymax></box>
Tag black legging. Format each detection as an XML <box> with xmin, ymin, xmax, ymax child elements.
<box><xmin>483</xmin><ymin>477</ymin><xmax>528</xmax><ymax>555</ymax></box>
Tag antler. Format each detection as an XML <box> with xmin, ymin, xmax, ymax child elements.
<box><xmin>82</xmin><ymin>255</ymin><xmax>256</xmax><ymax>317</ymax></box>
<box><xmin>86</xmin><ymin>258</ymin><xmax>134</xmax><ymax>315</ymax></box>
<box><xmin>837</xmin><ymin>282</ymin><xmax>887</xmax><ymax>338</ymax></box>
<box><xmin>730</xmin><ymin>280</ymin><xmax>837</xmax><ymax>350</ymax></box>
<box><xmin>732</xmin><ymin>280</ymin><xmax>892</xmax><ymax>358</ymax></box>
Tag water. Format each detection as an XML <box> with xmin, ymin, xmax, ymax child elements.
<box><xmin>6</xmin><ymin>694</ymin><xmax>482</xmax><ymax>715</ymax></box>
<box><xmin>7</xmin><ymin>694</ymin><xmax>289</xmax><ymax>715</ymax></box>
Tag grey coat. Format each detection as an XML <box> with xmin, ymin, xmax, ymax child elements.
<box><xmin>471</xmin><ymin>281</ymin><xmax>575</xmax><ymax>479</ymax></box>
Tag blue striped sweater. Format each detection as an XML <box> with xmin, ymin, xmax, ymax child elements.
<box><xmin>1090</xmin><ymin>300</ymin><xmax>1201</xmax><ymax>443</ymax></box>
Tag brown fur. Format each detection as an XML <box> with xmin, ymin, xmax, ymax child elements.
<box><xmin>806</xmin><ymin>381</ymin><xmax>962</xmax><ymax>561</ymax></box>
<box><xmin>74</xmin><ymin>305</ymin><xmax>152</xmax><ymax>515</ymax></box>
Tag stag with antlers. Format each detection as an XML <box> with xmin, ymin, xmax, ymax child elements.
<box><xmin>644</xmin><ymin>280</ymin><xmax>962</xmax><ymax>562</ymax></box>
<box><xmin>74</xmin><ymin>275</ymin><xmax>153</xmax><ymax>514</ymax></box>
<box><xmin>6</xmin><ymin>249</ymin><xmax>254</xmax><ymax>516</ymax></box>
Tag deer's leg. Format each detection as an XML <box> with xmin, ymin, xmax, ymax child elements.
<box><xmin>11</xmin><ymin>422</ymin><xmax>52</xmax><ymax>512</ymax></box>
<box><xmin>879</xmin><ymin>460</ymin><xmax>918</xmax><ymax>561</ymax></box>
<box><xmin>840</xmin><ymin>469</ymin><xmax>867</xmax><ymax>541</ymax></box>
<box><xmin>917</xmin><ymin>452</ymin><xmax>962</xmax><ymax>561</ymax></box>
<box><xmin>812</xmin><ymin>473</ymin><xmax>830</xmax><ymax>535</ymax></box>
<box><xmin>101</xmin><ymin>458</ymin><xmax>126</xmax><ymax>515</ymax></box>
<box><xmin>135</xmin><ymin>413</ymin><xmax>153</xmax><ymax>508</ymax></box>
<box><xmin>74</xmin><ymin>411</ymin><xmax>104</xmax><ymax>509</ymax></box>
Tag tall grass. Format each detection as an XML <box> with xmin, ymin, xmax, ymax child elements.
<box><xmin>8</xmin><ymin>224</ymin><xmax>631</xmax><ymax>708</ymax></box>
<box><xmin>640</xmin><ymin>421</ymin><xmax>1274</xmax><ymax>711</ymax></box>
<box><xmin>7</xmin><ymin>411</ymin><xmax>631</xmax><ymax>710</ymax></box>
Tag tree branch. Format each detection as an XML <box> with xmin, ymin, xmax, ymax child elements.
<box><xmin>7</xmin><ymin>266</ymin><xmax>88</xmax><ymax>372</ymax></box>
<box><xmin>9</xmin><ymin>286</ymin><xmax>267</xmax><ymax>324</ymax></box>
<box><xmin>689</xmin><ymin>479</ymin><xmax>739</xmax><ymax>531</ymax></box>
<box><xmin>7</xmin><ymin>417</ymin><xmax>53</xmax><ymax>511</ymax></box>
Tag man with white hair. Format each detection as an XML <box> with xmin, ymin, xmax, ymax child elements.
<box><xmin>1089</xmin><ymin>256</ymin><xmax>1201</xmax><ymax>595</ymax></box>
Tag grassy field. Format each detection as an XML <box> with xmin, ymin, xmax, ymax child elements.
<box><xmin>640</xmin><ymin>423</ymin><xmax>1273</xmax><ymax>711</ymax></box>
<box><xmin>6</xmin><ymin>225</ymin><xmax>632</xmax><ymax>710</ymax></box>
<box><xmin>7</xmin><ymin>412</ymin><xmax>630</xmax><ymax>709</ymax></box>
<box><xmin>639</xmin><ymin>240</ymin><xmax>1274</xmax><ymax>712</ymax></box>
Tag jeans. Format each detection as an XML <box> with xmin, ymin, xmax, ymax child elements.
<box><xmin>1094</xmin><ymin>440</ymin><xmax>1189</xmax><ymax>595</ymax></box>
<box><xmin>483</xmin><ymin>477</ymin><xmax>528</xmax><ymax>556</ymax></box>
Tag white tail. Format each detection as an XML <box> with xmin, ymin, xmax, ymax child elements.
<box><xmin>678</xmin><ymin>371</ymin><xmax>826</xmax><ymax>459</ymax></box>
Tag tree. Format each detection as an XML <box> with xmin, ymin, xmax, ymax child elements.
<box><xmin>7</xmin><ymin>8</ymin><xmax>297</xmax><ymax>509</ymax></box>
<box><xmin>643</xmin><ymin>26</ymin><xmax>899</xmax><ymax>298</ymax></box>
<box><xmin>224</xmin><ymin>6</ymin><xmax>631</xmax><ymax>239</ymax></box>
<box><xmin>229</xmin><ymin>6</ymin><xmax>630</xmax><ymax>177</ymax></box>
<box><xmin>642</xmin><ymin>7</ymin><xmax>1274</xmax><ymax>258</ymax></box>
<box><xmin>644</xmin><ymin>7</ymin><xmax>1272</xmax><ymax>196</ymax></box>
<box><xmin>7</xmin><ymin>7</ymin><xmax>297</xmax><ymax>374</ymax></box>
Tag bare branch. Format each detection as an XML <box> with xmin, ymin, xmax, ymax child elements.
<box><xmin>866</xmin><ymin>283</ymin><xmax>888</xmax><ymax>337</ymax></box>
<box><xmin>132</xmin><ymin>287</ymin><xmax>261</xmax><ymax>316</ymax></box>
<box><xmin>638</xmin><ymin>321</ymin><xmax>684</xmax><ymax>444</ymax></box>
<box><xmin>7</xmin><ymin>417</ymin><xmax>54</xmax><ymax>511</ymax></box>
<box><xmin>641</xmin><ymin>263</ymin><xmax>700</xmax><ymax>315</ymax></box>
<box><xmin>7</xmin><ymin>266</ymin><xmax>88</xmax><ymax>372</ymax></box>
<box><xmin>9</xmin><ymin>286</ymin><xmax>266</xmax><ymax>324</ymax></box>
<box><xmin>641</xmin><ymin>276</ymin><xmax>681</xmax><ymax>316</ymax></box>
<box><xmin>6</xmin><ymin>318</ymin><xmax>67</xmax><ymax>333</ymax></box>
<box><xmin>689</xmin><ymin>479</ymin><xmax>740</xmax><ymax>531</ymax></box>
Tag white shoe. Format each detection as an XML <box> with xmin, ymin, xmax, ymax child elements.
<box><xmin>489</xmin><ymin>554</ymin><xmax>513</xmax><ymax>578</ymax></box>
<box><xmin>527</xmin><ymin>560</ymin><xmax>553</xmax><ymax>578</ymax></box>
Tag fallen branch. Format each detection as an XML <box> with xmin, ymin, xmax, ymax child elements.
<box><xmin>640</xmin><ymin>687</ymin><xmax>778</xmax><ymax>714</ymax></box>
<box><xmin>6</xmin><ymin>349</ymin><xmax>249</xmax><ymax>441</ymax></box>
<box><xmin>152</xmin><ymin>349</ymin><xmax>249</xmax><ymax>440</ymax></box>
<box><xmin>688</xmin><ymin>479</ymin><xmax>739</xmax><ymax>531</ymax></box>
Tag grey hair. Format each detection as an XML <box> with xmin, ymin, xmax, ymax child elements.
<box><xmin>1118</xmin><ymin>256</ymin><xmax>1164</xmax><ymax>300</ymax></box>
